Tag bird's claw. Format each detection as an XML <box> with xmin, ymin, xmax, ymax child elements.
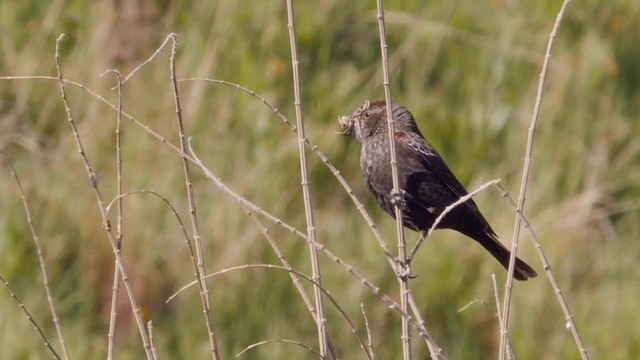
<box><xmin>390</xmin><ymin>189</ymin><xmax>408</xmax><ymax>210</ymax></box>
<box><xmin>394</xmin><ymin>259</ymin><xmax>413</xmax><ymax>280</ymax></box>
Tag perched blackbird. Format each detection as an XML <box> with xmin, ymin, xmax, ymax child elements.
<box><xmin>339</xmin><ymin>100</ymin><xmax>537</xmax><ymax>281</ymax></box>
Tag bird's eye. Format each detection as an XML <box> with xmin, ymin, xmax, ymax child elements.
<box><xmin>364</xmin><ymin>112</ymin><xmax>370</xmax><ymax>117</ymax></box>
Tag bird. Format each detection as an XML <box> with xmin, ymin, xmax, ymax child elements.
<box><xmin>339</xmin><ymin>100</ymin><xmax>537</xmax><ymax>281</ymax></box>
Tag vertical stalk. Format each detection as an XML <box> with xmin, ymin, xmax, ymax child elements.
<box><xmin>499</xmin><ymin>1</ymin><xmax>576</xmax><ymax>359</ymax></box>
<box><xmin>285</xmin><ymin>1</ymin><xmax>328</xmax><ymax>357</ymax></box>
<box><xmin>375</xmin><ymin>1</ymin><xmax>411</xmax><ymax>359</ymax></box>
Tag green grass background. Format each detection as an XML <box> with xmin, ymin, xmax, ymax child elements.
<box><xmin>1</xmin><ymin>0</ymin><xmax>639</xmax><ymax>358</ymax></box>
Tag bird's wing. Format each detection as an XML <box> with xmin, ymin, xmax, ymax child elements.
<box><xmin>394</xmin><ymin>130</ymin><xmax>478</xmax><ymax>211</ymax></box>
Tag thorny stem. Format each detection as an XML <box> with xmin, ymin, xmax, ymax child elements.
<box><xmin>285</xmin><ymin>1</ymin><xmax>328</xmax><ymax>357</ymax></box>
<box><xmin>375</xmin><ymin>1</ymin><xmax>412</xmax><ymax>359</ymax></box>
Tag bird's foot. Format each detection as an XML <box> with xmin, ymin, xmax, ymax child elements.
<box><xmin>390</xmin><ymin>189</ymin><xmax>409</xmax><ymax>210</ymax></box>
<box><xmin>394</xmin><ymin>259</ymin><xmax>414</xmax><ymax>280</ymax></box>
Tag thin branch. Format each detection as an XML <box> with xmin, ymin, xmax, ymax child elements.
<box><xmin>236</xmin><ymin>339</ymin><xmax>322</xmax><ymax>358</ymax></box>
<box><xmin>360</xmin><ymin>304</ymin><xmax>375</xmax><ymax>360</ymax></box>
<box><xmin>147</xmin><ymin>321</ymin><xmax>158</xmax><ymax>360</ymax></box>
<box><xmin>496</xmin><ymin>183</ymin><xmax>588</xmax><ymax>359</ymax></box>
<box><xmin>0</xmin><ymin>152</ymin><xmax>69</xmax><ymax>360</ymax></box>
<box><xmin>409</xmin><ymin>179</ymin><xmax>501</xmax><ymax>262</ymax></box>
<box><xmin>407</xmin><ymin>295</ymin><xmax>446</xmax><ymax>359</ymax></box>
<box><xmin>100</xmin><ymin>69</ymin><xmax>124</xmax><ymax>360</ymax></box>
<box><xmin>54</xmin><ymin>34</ymin><xmax>153</xmax><ymax>359</ymax></box>
<box><xmin>374</xmin><ymin>1</ymin><xmax>411</xmax><ymax>359</ymax></box>
<box><xmin>285</xmin><ymin>2</ymin><xmax>328</xmax><ymax>356</ymax></box>
<box><xmin>500</xmin><ymin>2</ymin><xmax>578</xmax><ymax>360</ymax></box>
<box><xmin>168</xmin><ymin>33</ymin><xmax>220</xmax><ymax>359</ymax></box>
<box><xmin>0</xmin><ymin>274</ymin><xmax>61</xmax><ymax>359</ymax></box>
<box><xmin>492</xmin><ymin>275</ymin><xmax>515</xmax><ymax>360</ymax></box>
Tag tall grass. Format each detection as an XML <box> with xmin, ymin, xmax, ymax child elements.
<box><xmin>1</xmin><ymin>0</ymin><xmax>639</xmax><ymax>358</ymax></box>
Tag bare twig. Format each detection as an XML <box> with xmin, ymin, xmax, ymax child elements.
<box><xmin>119</xmin><ymin>34</ymin><xmax>174</xmax><ymax>85</ymax></box>
<box><xmin>492</xmin><ymin>275</ymin><xmax>515</xmax><ymax>360</ymax></box>
<box><xmin>407</xmin><ymin>295</ymin><xmax>446</xmax><ymax>359</ymax></box>
<box><xmin>236</xmin><ymin>339</ymin><xmax>322</xmax><ymax>358</ymax></box>
<box><xmin>0</xmin><ymin>152</ymin><xmax>69</xmax><ymax>360</ymax></box>
<box><xmin>284</xmin><ymin>2</ymin><xmax>328</xmax><ymax>356</ymax></box>
<box><xmin>147</xmin><ymin>321</ymin><xmax>158</xmax><ymax>360</ymax></box>
<box><xmin>408</xmin><ymin>179</ymin><xmax>501</xmax><ymax>262</ymax></box>
<box><xmin>360</xmin><ymin>304</ymin><xmax>375</xmax><ymax>360</ymax></box>
<box><xmin>54</xmin><ymin>34</ymin><xmax>153</xmax><ymax>359</ymax></box>
<box><xmin>500</xmin><ymin>2</ymin><xmax>579</xmax><ymax>360</ymax></box>
<box><xmin>374</xmin><ymin>2</ymin><xmax>411</xmax><ymax>359</ymax></box>
<box><xmin>496</xmin><ymin>183</ymin><xmax>588</xmax><ymax>359</ymax></box>
<box><xmin>168</xmin><ymin>33</ymin><xmax>220</xmax><ymax>359</ymax></box>
<box><xmin>100</xmin><ymin>69</ymin><xmax>123</xmax><ymax>360</ymax></box>
<box><xmin>0</xmin><ymin>274</ymin><xmax>61</xmax><ymax>359</ymax></box>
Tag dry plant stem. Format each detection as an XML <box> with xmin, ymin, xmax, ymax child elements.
<box><xmin>147</xmin><ymin>321</ymin><xmax>158</xmax><ymax>360</ymax></box>
<box><xmin>496</xmin><ymin>184</ymin><xmax>588</xmax><ymax>358</ymax></box>
<box><xmin>360</xmin><ymin>304</ymin><xmax>375</xmax><ymax>360</ymax></box>
<box><xmin>172</xmin><ymin>264</ymin><xmax>372</xmax><ymax>360</ymax></box>
<box><xmin>168</xmin><ymin>33</ymin><xmax>220</xmax><ymax>359</ymax></box>
<box><xmin>180</xmin><ymin>78</ymin><xmax>396</xmax><ymax>269</ymax></box>
<box><xmin>0</xmin><ymin>152</ymin><xmax>70</xmax><ymax>360</ymax></box>
<box><xmin>500</xmin><ymin>2</ymin><xmax>576</xmax><ymax>360</ymax></box>
<box><xmin>375</xmin><ymin>2</ymin><xmax>411</xmax><ymax>359</ymax></box>
<box><xmin>101</xmin><ymin>69</ymin><xmax>123</xmax><ymax>360</ymax></box>
<box><xmin>408</xmin><ymin>179</ymin><xmax>501</xmax><ymax>262</ymax></box>
<box><xmin>236</xmin><ymin>339</ymin><xmax>323</xmax><ymax>358</ymax></box>
<box><xmin>285</xmin><ymin>2</ymin><xmax>328</xmax><ymax>357</ymax></box>
<box><xmin>119</xmin><ymin>34</ymin><xmax>174</xmax><ymax>85</ymax></box>
<box><xmin>407</xmin><ymin>295</ymin><xmax>446</xmax><ymax>360</ymax></box>
<box><xmin>492</xmin><ymin>275</ymin><xmax>515</xmax><ymax>360</ymax></box>
<box><xmin>54</xmin><ymin>34</ymin><xmax>154</xmax><ymax>360</ymax></box>
<box><xmin>0</xmin><ymin>275</ymin><xmax>60</xmax><ymax>359</ymax></box>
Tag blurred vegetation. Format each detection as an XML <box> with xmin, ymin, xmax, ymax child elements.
<box><xmin>1</xmin><ymin>0</ymin><xmax>639</xmax><ymax>359</ymax></box>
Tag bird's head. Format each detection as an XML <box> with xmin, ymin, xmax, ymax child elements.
<box><xmin>339</xmin><ymin>100</ymin><xmax>419</xmax><ymax>143</ymax></box>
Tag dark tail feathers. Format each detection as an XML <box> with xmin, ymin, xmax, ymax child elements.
<box><xmin>473</xmin><ymin>230</ymin><xmax>537</xmax><ymax>281</ymax></box>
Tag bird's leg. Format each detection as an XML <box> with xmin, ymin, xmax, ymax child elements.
<box><xmin>389</xmin><ymin>189</ymin><xmax>409</xmax><ymax>210</ymax></box>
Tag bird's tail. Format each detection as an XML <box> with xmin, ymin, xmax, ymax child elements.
<box><xmin>473</xmin><ymin>230</ymin><xmax>537</xmax><ymax>281</ymax></box>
